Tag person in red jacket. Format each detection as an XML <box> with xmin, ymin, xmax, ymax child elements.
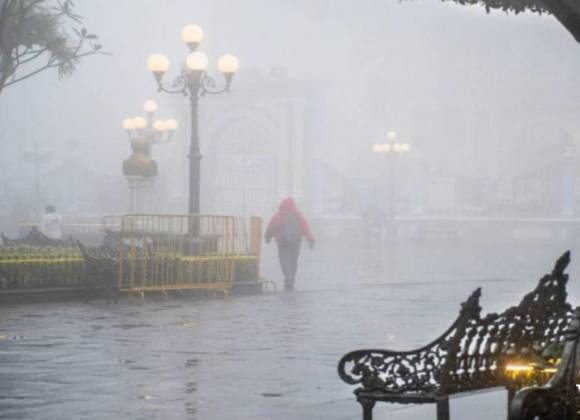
<box><xmin>265</xmin><ymin>197</ymin><xmax>314</xmax><ymax>291</ymax></box>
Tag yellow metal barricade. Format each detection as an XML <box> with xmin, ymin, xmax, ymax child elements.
<box><xmin>116</xmin><ymin>214</ymin><xmax>258</xmax><ymax>296</ymax></box>
<box><xmin>1</xmin><ymin>214</ymin><xmax>265</xmax><ymax>296</ymax></box>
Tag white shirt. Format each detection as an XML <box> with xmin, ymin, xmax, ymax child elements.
<box><xmin>40</xmin><ymin>213</ymin><xmax>63</xmax><ymax>240</ymax></box>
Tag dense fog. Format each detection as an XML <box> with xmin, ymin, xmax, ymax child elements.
<box><xmin>2</xmin><ymin>2</ymin><xmax>580</xmax><ymax>419</ymax></box>
<box><xmin>2</xmin><ymin>0</ymin><xmax>580</xmax><ymax>284</ymax></box>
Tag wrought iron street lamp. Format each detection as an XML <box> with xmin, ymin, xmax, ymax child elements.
<box><xmin>147</xmin><ymin>24</ymin><xmax>239</xmax><ymax>215</ymax></box>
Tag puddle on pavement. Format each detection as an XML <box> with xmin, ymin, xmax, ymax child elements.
<box><xmin>0</xmin><ymin>278</ymin><xmax>528</xmax><ymax>419</ymax></box>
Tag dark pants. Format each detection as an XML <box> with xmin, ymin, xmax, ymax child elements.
<box><xmin>277</xmin><ymin>240</ymin><xmax>302</xmax><ymax>290</ymax></box>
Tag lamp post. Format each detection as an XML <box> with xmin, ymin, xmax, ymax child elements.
<box><xmin>121</xmin><ymin>99</ymin><xmax>178</xmax><ymax>213</ymax></box>
<box><xmin>372</xmin><ymin>130</ymin><xmax>411</xmax><ymax>279</ymax></box>
<box><xmin>147</xmin><ymin>24</ymin><xmax>239</xmax><ymax>215</ymax></box>
<box><xmin>372</xmin><ymin>130</ymin><xmax>411</xmax><ymax>239</ymax></box>
<box><xmin>22</xmin><ymin>142</ymin><xmax>52</xmax><ymax>222</ymax></box>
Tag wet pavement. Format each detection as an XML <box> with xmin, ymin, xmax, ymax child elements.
<box><xmin>1</xmin><ymin>240</ymin><xmax>578</xmax><ymax>419</ymax></box>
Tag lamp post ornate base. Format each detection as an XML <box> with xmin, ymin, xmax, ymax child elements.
<box><xmin>121</xmin><ymin>99</ymin><xmax>177</xmax><ymax>214</ymax></box>
<box><xmin>127</xmin><ymin>177</ymin><xmax>156</xmax><ymax>213</ymax></box>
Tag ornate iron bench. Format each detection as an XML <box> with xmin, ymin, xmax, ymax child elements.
<box><xmin>508</xmin><ymin>307</ymin><xmax>580</xmax><ymax>420</ymax></box>
<box><xmin>338</xmin><ymin>251</ymin><xmax>573</xmax><ymax>420</ymax></box>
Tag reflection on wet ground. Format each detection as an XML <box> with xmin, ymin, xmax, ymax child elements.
<box><xmin>1</xmin><ymin>244</ymin><xmax>576</xmax><ymax>419</ymax></box>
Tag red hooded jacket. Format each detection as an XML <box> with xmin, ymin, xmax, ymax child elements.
<box><xmin>265</xmin><ymin>197</ymin><xmax>314</xmax><ymax>244</ymax></box>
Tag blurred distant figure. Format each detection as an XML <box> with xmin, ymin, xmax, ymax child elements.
<box><xmin>265</xmin><ymin>197</ymin><xmax>314</xmax><ymax>291</ymax></box>
<box><xmin>40</xmin><ymin>205</ymin><xmax>62</xmax><ymax>240</ymax></box>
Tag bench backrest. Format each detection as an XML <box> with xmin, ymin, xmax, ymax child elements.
<box><xmin>440</xmin><ymin>251</ymin><xmax>572</xmax><ymax>393</ymax></box>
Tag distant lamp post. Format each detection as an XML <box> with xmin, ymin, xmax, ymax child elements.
<box><xmin>122</xmin><ymin>99</ymin><xmax>178</xmax><ymax>151</ymax></box>
<box><xmin>22</xmin><ymin>143</ymin><xmax>52</xmax><ymax>221</ymax></box>
<box><xmin>372</xmin><ymin>131</ymin><xmax>411</xmax><ymax>156</ymax></box>
<box><xmin>372</xmin><ymin>130</ymin><xmax>411</xmax><ymax>228</ymax></box>
<box><xmin>147</xmin><ymin>24</ymin><xmax>239</xmax><ymax>215</ymax></box>
<box><xmin>122</xmin><ymin>99</ymin><xmax>178</xmax><ymax>212</ymax></box>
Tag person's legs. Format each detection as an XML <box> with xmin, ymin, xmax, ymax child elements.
<box><xmin>277</xmin><ymin>242</ymin><xmax>292</xmax><ymax>287</ymax></box>
<box><xmin>289</xmin><ymin>240</ymin><xmax>301</xmax><ymax>278</ymax></box>
<box><xmin>285</xmin><ymin>240</ymin><xmax>302</xmax><ymax>290</ymax></box>
<box><xmin>278</xmin><ymin>241</ymin><xmax>301</xmax><ymax>290</ymax></box>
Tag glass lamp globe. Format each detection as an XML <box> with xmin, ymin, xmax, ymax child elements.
<box><xmin>165</xmin><ymin>119</ymin><xmax>178</xmax><ymax>131</ymax></box>
<box><xmin>133</xmin><ymin>116</ymin><xmax>147</xmax><ymax>129</ymax></box>
<box><xmin>387</xmin><ymin>131</ymin><xmax>398</xmax><ymax>140</ymax></box>
<box><xmin>217</xmin><ymin>54</ymin><xmax>240</xmax><ymax>74</ymax></box>
<box><xmin>144</xmin><ymin>99</ymin><xmax>158</xmax><ymax>113</ymax></box>
<box><xmin>153</xmin><ymin>120</ymin><xmax>167</xmax><ymax>132</ymax></box>
<box><xmin>186</xmin><ymin>51</ymin><xmax>209</xmax><ymax>71</ymax></box>
<box><xmin>182</xmin><ymin>25</ymin><xmax>204</xmax><ymax>49</ymax></box>
<box><xmin>147</xmin><ymin>54</ymin><xmax>170</xmax><ymax>73</ymax></box>
<box><xmin>123</xmin><ymin>118</ymin><xmax>135</xmax><ymax>130</ymax></box>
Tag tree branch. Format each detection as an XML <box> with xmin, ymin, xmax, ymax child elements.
<box><xmin>4</xmin><ymin>60</ymin><xmax>60</xmax><ymax>87</ymax></box>
<box><xmin>3</xmin><ymin>48</ymin><xmax>99</xmax><ymax>87</ymax></box>
<box><xmin>0</xmin><ymin>0</ymin><xmax>106</xmax><ymax>93</ymax></box>
<box><xmin>15</xmin><ymin>46</ymin><xmax>48</xmax><ymax>66</ymax></box>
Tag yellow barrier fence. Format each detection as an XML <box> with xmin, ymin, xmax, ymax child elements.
<box><xmin>2</xmin><ymin>215</ymin><xmax>264</xmax><ymax>297</ymax></box>
<box><xmin>117</xmin><ymin>214</ymin><xmax>260</xmax><ymax>295</ymax></box>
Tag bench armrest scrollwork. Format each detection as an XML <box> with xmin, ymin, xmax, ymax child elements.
<box><xmin>338</xmin><ymin>345</ymin><xmax>449</xmax><ymax>394</ymax></box>
<box><xmin>338</xmin><ymin>288</ymin><xmax>482</xmax><ymax>394</ymax></box>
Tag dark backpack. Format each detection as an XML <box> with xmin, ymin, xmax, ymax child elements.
<box><xmin>280</xmin><ymin>213</ymin><xmax>302</xmax><ymax>242</ymax></box>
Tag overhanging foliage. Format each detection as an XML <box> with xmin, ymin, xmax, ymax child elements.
<box><xmin>443</xmin><ymin>0</ymin><xmax>548</xmax><ymax>14</ymax></box>
<box><xmin>0</xmin><ymin>0</ymin><xmax>106</xmax><ymax>95</ymax></box>
<box><xmin>439</xmin><ymin>0</ymin><xmax>580</xmax><ymax>43</ymax></box>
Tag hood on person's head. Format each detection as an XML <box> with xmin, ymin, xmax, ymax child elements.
<box><xmin>279</xmin><ymin>197</ymin><xmax>297</xmax><ymax>213</ymax></box>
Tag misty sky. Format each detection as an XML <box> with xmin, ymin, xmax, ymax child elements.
<box><xmin>0</xmin><ymin>0</ymin><xmax>579</xmax><ymax>219</ymax></box>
